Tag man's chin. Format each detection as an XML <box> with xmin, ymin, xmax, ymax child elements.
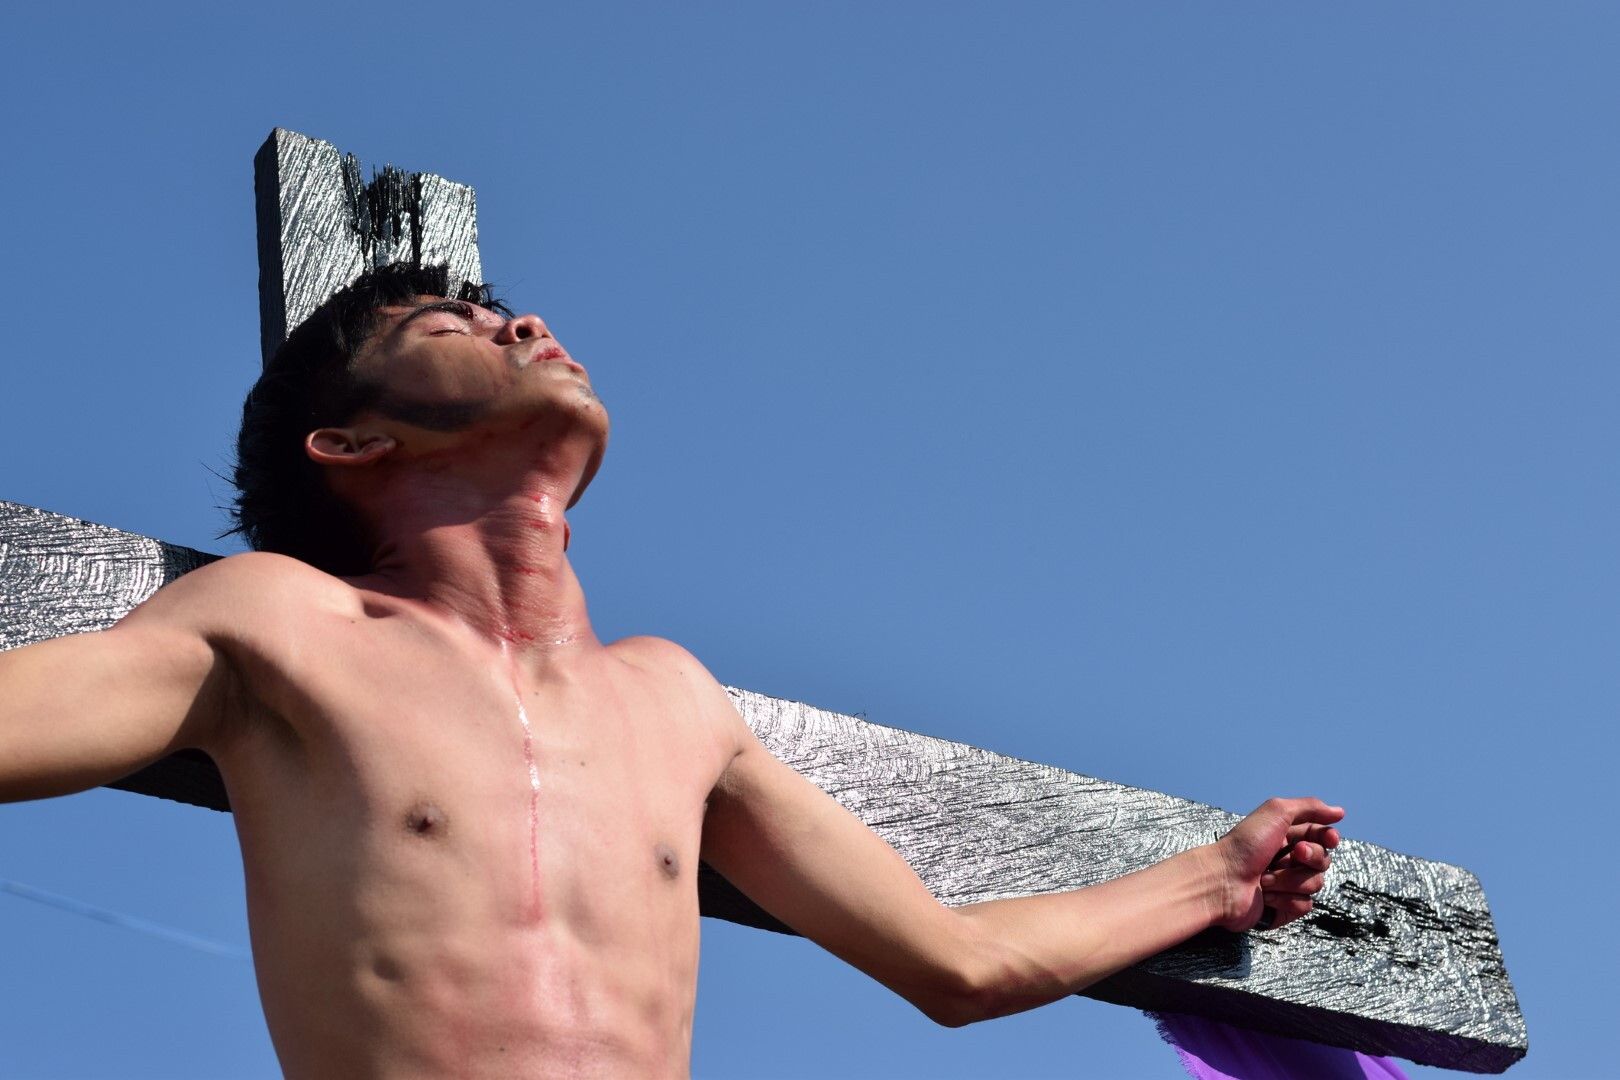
<box><xmin>566</xmin><ymin>422</ymin><xmax>609</xmax><ymax>509</ymax></box>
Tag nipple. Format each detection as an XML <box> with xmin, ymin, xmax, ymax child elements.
<box><xmin>405</xmin><ymin>801</ymin><xmax>448</xmax><ymax>837</ymax></box>
<box><xmin>655</xmin><ymin>843</ymin><xmax>680</xmax><ymax>880</ymax></box>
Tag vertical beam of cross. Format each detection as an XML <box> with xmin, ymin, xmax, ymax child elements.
<box><xmin>253</xmin><ymin>128</ymin><xmax>482</xmax><ymax>362</ymax></box>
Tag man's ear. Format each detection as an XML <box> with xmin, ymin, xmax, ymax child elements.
<box><xmin>305</xmin><ymin>427</ymin><xmax>397</xmax><ymax>467</ymax></box>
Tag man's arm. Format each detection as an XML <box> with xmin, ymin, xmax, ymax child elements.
<box><xmin>0</xmin><ymin>556</ymin><xmax>250</xmax><ymax>803</ymax></box>
<box><xmin>699</xmin><ymin>672</ymin><xmax>1339</xmax><ymax>1027</ymax></box>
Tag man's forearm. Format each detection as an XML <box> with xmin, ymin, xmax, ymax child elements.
<box><xmin>945</xmin><ymin>845</ymin><xmax>1226</xmax><ymax>1024</ymax></box>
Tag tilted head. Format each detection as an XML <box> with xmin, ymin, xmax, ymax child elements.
<box><xmin>229</xmin><ymin>264</ymin><xmax>607</xmax><ymax>574</ymax></box>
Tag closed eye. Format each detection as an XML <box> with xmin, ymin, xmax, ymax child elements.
<box><xmin>400</xmin><ymin>299</ymin><xmax>479</xmax><ymax>334</ymax></box>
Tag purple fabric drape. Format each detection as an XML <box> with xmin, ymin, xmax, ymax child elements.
<box><xmin>1151</xmin><ymin>1011</ymin><xmax>1411</xmax><ymax>1080</ymax></box>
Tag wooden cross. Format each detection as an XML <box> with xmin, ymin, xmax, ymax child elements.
<box><xmin>0</xmin><ymin>129</ymin><xmax>1527</xmax><ymax>1074</ymax></box>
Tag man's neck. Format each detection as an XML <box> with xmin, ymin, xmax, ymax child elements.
<box><xmin>348</xmin><ymin>440</ymin><xmax>598</xmax><ymax>657</ymax></box>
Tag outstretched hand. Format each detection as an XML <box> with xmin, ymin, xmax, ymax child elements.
<box><xmin>1212</xmin><ymin>797</ymin><xmax>1344</xmax><ymax>933</ymax></box>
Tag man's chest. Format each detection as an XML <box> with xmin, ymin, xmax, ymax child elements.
<box><xmin>215</xmin><ymin>619</ymin><xmax>732</xmax><ymax>913</ymax></box>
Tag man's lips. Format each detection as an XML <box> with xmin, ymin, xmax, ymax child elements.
<box><xmin>526</xmin><ymin>344</ymin><xmax>586</xmax><ymax>375</ymax></box>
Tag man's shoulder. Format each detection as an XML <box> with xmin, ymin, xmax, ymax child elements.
<box><xmin>609</xmin><ymin>636</ymin><xmax>749</xmax><ymax>761</ymax></box>
<box><xmin>609</xmin><ymin>636</ymin><xmax>741</xmax><ymax>706</ymax></box>
<box><xmin>608</xmin><ymin>634</ymin><xmax>700</xmax><ymax>664</ymax></box>
<box><xmin>123</xmin><ymin>551</ymin><xmax>361</xmax><ymax>636</ymax></box>
<box><xmin>168</xmin><ymin>550</ymin><xmax>354</xmax><ymax>606</ymax></box>
<box><xmin>607</xmin><ymin>635</ymin><xmax>715</xmax><ymax>682</ymax></box>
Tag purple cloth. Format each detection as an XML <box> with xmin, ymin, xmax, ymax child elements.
<box><xmin>1151</xmin><ymin>1011</ymin><xmax>1411</xmax><ymax>1080</ymax></box>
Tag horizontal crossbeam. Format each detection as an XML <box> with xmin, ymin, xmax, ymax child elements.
<box><xmin>0</xmin><ymin>500</ymin><xmax>1527</xmax><ymax>1072</ymax></box>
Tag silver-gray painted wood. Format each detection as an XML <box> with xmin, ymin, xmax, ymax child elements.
<box><xmin>0</xmin><ymin>500</ymin><xmax>1527</xmax><ymax>1071</ymax></box>
<box><xmin>253</xmin><ymin>128</ymin><xmax>482</xmax><ymax>363</ymax></box>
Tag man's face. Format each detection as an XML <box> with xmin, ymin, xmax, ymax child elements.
<box><xmin>347</xmin><ymin>296</ymin><xmax>609</xmax><ymax>498</ymax></box>
<box><xmin>354</xmin><ymin>297</ymin><xmax>597</xmax><ymax>427</ymax></box>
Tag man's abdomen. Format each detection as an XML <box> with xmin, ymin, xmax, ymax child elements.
<box><xmin>253</xmin><ymin>915</ymin><xmax>697</xmax><ymax>1079</ymax></box>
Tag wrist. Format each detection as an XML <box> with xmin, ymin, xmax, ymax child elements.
<box><xmin>1184</xmin><ymin>841</ymin><xmax>1242</xmax><ymax>931</ymax></box>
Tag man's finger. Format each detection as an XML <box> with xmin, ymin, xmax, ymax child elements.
<box><xmin>1285</xmin><ymin>823</ymin><xmax>1340</xmax><ymax>850</ymax></box>
<box><xmin>1258</xmin><ymin>894</ymin><xmax>1314</xmax><ymax>930</ymax></box>
<box><xmin>1260</xmin><ymin>797</ymin><xmax>1344</xmax><ymax>828</ymax></box>
<box><xmin>1284</xmin><ymin>840</ymin><xmax>1332</xmax><ymax>871</ymax></box>
<box><xmin>1260</xmin><ymin>867</ymin><xmax>1326</xmax><ymax>895</ymax></box>
<box><xmin>1270</xmin><ymin>839</ymin><xmax>1329</xmax><ymax>865</ymax></box>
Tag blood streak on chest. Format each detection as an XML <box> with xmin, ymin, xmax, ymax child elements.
<box><xmin>498</xmin><ymin>639</ymin><xmax>543</xmax><ymax>921</ymax></box>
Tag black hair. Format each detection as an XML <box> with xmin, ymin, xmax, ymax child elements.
<box><xmin>227</xmin><ymin>263</ymin><xmax>509</xmax><ymax>575</ymax></box>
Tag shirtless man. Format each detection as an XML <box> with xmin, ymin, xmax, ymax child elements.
<box><xmin>0</xmin><ymin>265</ymin><xmax>1343</xmax><ymax>1078</ymax></box>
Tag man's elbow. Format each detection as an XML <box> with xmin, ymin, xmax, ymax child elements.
<box><xmin>909</xmin><ymin>952</ymin><xmax>1034</xmax><ymax>1029</ymax></box>
<box><xmin>908</xmin><ymin>938</ymin><xmax>1074</xmax><ymax>1029</ymax></box>
<box><xmin>911</xmin><ymin>972</ymin><xmax>998</xmax><ymax>1029</ymax></box>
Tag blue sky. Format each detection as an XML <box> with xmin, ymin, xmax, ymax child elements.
<box><xmin>0</xmin><ymin>4</ymin><xmax>1612</xmax><ymax>1076</ymax></box>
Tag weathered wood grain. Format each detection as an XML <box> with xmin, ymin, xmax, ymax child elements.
<box><xmin>0</xmin><ymin>500</ymin><xmax>1527</xmax><ymax>1072</ymax></box>
<box><xmin>253</xmin><ymin>128</ymin><xmax>482</xmax><ymax>363</ymax></box>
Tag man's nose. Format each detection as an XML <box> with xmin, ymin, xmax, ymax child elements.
<box><xmin>497</xmin><ymin>313</ymin><xmax>550</xmax><ymax>343</ymax></box>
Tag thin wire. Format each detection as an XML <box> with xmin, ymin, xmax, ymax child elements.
<box><xmin>0</xmin><ymin>879</ymin><xmax>250</xmax><ymax>961</ymax></box>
